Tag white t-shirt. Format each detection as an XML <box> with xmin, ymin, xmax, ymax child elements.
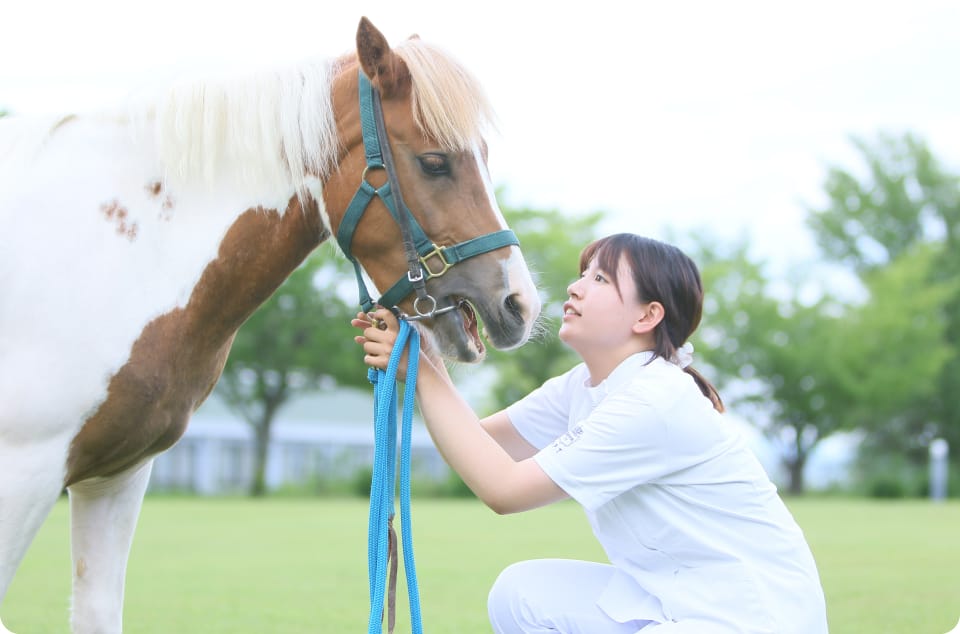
<box><xmin>506</xmin><ymin>352</ymin><xmax>828</xmax><ymax>633</ymax></box>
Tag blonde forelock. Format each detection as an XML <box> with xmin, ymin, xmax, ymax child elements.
<box><xmin>393</xmin><ymin>39</ymin><xmax>496</xmax><ymax>151</ymax></box>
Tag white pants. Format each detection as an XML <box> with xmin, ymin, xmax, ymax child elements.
<box><xmin>487</xmin><ymin>559</ymin><xmax>653</xmax><ymax>634</ymax></box>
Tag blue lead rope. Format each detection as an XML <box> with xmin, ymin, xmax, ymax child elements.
<box><xmin>367</xmin><ymin>320</ymin><xmax>423</xmax><ymax>634</ymax></box>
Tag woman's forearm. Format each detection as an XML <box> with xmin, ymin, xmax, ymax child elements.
<box><xmin>413</xmin><ymin>353</ymin><xmax>565</xmax><ymax>514</ymax></box>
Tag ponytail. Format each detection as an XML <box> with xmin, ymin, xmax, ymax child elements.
<box><xmin>684</xmin><ymin>366</ymin><xmax>724</xmax><ymax>413</ymax></box>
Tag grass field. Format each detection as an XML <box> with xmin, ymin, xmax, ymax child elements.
<box><xmin>3</xmin><ymin>496</ymin><xmax>958</xmax><ymax>633</ymax></box>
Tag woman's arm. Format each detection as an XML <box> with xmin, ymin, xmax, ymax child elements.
<box><xmin>352</xmin><ymin>309</ymin><xmax>567</xmax><ymax>514</ymax></box>
<box><xmin>398</xmin><ymin>320</ymin><xmax>539</xmax><ymax>462</ymax></box>
<box><xmin>479</xmin><ymin>410</ymin><xmax>539</xmax><ymax>462</ymax></box>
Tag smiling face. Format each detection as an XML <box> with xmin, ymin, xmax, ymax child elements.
<box><xmin>320</xmin><ymin>18</ymin><xmax>540</xmax><ymax>363</ymax></box>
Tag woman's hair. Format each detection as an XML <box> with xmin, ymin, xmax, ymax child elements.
<box><xmin>579</xmin><ymin>233</ymin><xmax>724</xmax><ymax>413</ymax></box>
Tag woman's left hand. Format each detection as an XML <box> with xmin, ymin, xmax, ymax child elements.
<box><xmin>351</xmin><ymin>307</ymin><xmax>409</xmax><ymax>378</ymax></box>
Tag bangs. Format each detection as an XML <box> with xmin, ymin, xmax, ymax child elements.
<box><xmin>578</xmin><ymin>234</ymin><xmax>632</xmax><ymax>297</ymax></box>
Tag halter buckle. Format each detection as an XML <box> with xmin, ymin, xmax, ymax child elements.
<box><xmin>420</xmin><ymin>244</ymin><xmax>453</xmax><ymax>279</ymax></box>
<box><xmin>406</xmin><ymin>269</ymin><xmax>423</xmax><ymax>284</ymax></box>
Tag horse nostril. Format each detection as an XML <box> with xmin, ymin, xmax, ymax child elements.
<box><xmin>503</xmin><ymin>293</ymin><xmax>524</xmax><ymax>323</ymax></box>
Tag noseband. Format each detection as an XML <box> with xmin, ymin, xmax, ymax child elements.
<box><xmin>336</xmin><ymin>71</ymin><xmax>519</xmax><ymax>321</ymax></box>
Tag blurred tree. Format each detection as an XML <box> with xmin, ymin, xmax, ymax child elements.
<box><xmin>828</xmin><ymin>245</ymin><xmax>955</xmax><ymax>460</ymax></box>
<box><xmin>688</xmin><ymin>237</ymin><xmax>850</xmax><ymax>493</ymax></box>
<box><xmin>807</xmin><ymin>134</ymin><xmax>959</xmax><ymax>271</ymax></box>
<box><xmin>215</xmin><ymin>245</ymin><xmax>369</xmax><ymax>496</ymax></box>
<box><xmin>806</xmin><ymin>133</ymin><xmax>960</xmax><ymax>479</ymax></box>
<box><xmin>689</xmin><ymin>227</ymin><xmax>955</xmax><ymax>494</ymax></box>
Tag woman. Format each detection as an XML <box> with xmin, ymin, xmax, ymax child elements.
<box><xmin>353</xmin><ymin>233</ymin><xmax>828</xmax><ymax>633</ymax></box>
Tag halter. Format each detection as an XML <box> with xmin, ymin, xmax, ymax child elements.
<box><xmin>336</xmin><ymin>70</ymin><xmax>520</xmax><ymax>320</ymax></box>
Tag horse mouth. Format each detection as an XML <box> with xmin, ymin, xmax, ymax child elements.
<box><xmin>457</xmin><ymin>299</ymin><xmax>485</xmax><ymax>356</ymax></box>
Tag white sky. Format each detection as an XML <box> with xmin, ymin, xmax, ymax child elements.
<box><xmin>3</xmin><ymin>0</ymin><xmax>959</xmax><ymax>279</ymax></box>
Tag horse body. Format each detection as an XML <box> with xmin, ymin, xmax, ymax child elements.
<box><xmin>0</xmin><ymin>110</ymin><xmax>311</xmax><ymax>470</ymax></box>
<box><xmin>0</xmin><ymin>18</ymin><xmax>540</xmax><ymax>633</ymax></box>
<box><xmin>0</xmin><ymin>107</ymin><xmax>327</xmax><ymax>634</ymax></box>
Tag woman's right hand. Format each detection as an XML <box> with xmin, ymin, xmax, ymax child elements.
<box><xmin>351</xmin><ymin>307</ymin><xmax>409</xmax><ymax>380</ymax></box>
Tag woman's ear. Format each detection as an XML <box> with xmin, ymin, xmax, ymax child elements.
<box><xmin>632</xmin><ymin>301</ymin><xmax>665</xmax><ymax>334</ymax></box>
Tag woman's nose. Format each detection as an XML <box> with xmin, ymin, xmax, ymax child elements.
<box><xmin>567</xmin><ymin>278</ymin><xmax>582</xmax><ymax>298</ymax></box>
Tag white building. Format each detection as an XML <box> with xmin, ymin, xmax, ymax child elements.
<box><xmin>148</xmin><ymin>388</ymin><xmax>449</xmax><ymax>495</ymax></box>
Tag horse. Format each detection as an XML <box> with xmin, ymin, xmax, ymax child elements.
<box><xmin>0</xmin><ymin>17</ymin><xmax>541</xmax><ymax>634</ymax></box>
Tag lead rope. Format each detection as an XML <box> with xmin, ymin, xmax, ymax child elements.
<box><xmin>367</xmin><ymin>319</ymin><xmax>423</xmax><ymax>634</ymax></box>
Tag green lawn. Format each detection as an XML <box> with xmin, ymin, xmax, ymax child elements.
<box><xmin>3</xmin><ymin>497</ymin><xmax>958</xmax><ymax>633</ymax></box>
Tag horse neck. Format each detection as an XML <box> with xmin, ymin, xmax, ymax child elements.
<box><xmin>128</xmin><ymin>95</ymin><xmax>333</xmax><ymax>339</ymax></box>
<box><xmin>184</xmin><ymin>193</ymin><xmax>330</xmax><ymax>340</ymax></box>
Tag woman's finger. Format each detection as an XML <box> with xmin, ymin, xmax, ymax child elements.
<box><xmin>371</xmin><ymin>307</ymin><xmax>399</xmax><ymax>331</ymax></box>
<box><xmin>362</xmin><ymin>309</ymin><xmax>399</xmax><ymax>345</ymax></box>
<box><xmin>351</xmin><ymin>312</ymin><xmax>373</xmax><ymax>330</ymax></box>
<box><xmin>361</xmin><ymin>345</ymin><xmax>388</xmax><ymax>369</ymax></box>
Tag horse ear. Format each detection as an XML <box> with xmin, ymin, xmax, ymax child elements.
<box><xmin>356</xmin><ymin>17</ymin><xmax>411</xmax><ymax>98</ymax></box>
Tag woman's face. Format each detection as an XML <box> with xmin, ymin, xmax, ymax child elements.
<box><xmin>559</xmin><ymin>254</ymin><xmax>647</xmax><ymax>352</ymax></box>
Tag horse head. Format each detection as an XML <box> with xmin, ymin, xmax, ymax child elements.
<box><xmin>323</xmin><ymin>17</ymin><xmax>541</xmax><ymax>363</ymax></box>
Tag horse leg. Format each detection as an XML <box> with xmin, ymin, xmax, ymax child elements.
<box><xmin>0</xmin><ymin>437</ymin><xmax>69</xmax><ymax>634</ymax></box>
<box><xmin>67</xmin><ymin>460</ymin><xmax>153</xmax><ymax>634</ymax></box>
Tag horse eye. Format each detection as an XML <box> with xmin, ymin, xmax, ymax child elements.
<box><xmin>418</xmin><ymin>153</ymin><xmax>450</xmax><ymax>176</ymax></box>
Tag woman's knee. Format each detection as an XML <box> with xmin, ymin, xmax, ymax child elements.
<box><xmin>488</xmin><ymin>559</ymin><xmax>652</xmax><ymax>634</ymax></box>
<box><xmin>488</xmin><ymin>561</ymin><xmax>548</xmax><ymax>632</ymax></box>
<box><xmin>488</xmin><ymin>563</ymin><xmax>531</xmax><ymax>615</ymax></box>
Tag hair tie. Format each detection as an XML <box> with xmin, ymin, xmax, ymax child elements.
<box><xmin>671</xmin><ymin>342</ymin><xmax>694</xmax><ymax>369</ymax></box>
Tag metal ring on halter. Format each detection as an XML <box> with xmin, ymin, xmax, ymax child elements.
<box><xmin>396</xmin><ymin>298</ymin><xmax>462</xmax><ymax>322</ymax></box>
<box><xmin>414</xmin><ymin>295</ymin><xmax>437</xmax><ymax>317</ymax></box>
<box><xmin>361</xmin><ymin>164</ymin><xmax>385</xmax><ymax>187</ymax></box>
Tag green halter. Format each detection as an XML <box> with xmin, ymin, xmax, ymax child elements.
<box><xmin>336</xmin><ymin>71</ymin><xmax>519</xmax><ymax>319</ymax></box>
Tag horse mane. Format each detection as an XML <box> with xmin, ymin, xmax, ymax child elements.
<box><xmin>150</xmin><ymin>36</ymin><xmax>496</xmax><ymax>195</ymax></box>
<box><xmin>393</xmin><ymin>37</ymin><xmax>497</xmax><ymax>152</ymax></box>
<box><xmin>152</xmin><ymin>58</ymin><xmax>341</xmax><ymax>195</ymax></box>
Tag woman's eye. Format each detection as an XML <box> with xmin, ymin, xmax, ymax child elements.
<box><xmin>577</xmin><ymin>271</ymin><xmax>606</xmax><ymax>282</ymax></box>
<box><xmin>418</xmin><ymin>154</ymin><xmax>450</xmax><ymax>176</ymax></box>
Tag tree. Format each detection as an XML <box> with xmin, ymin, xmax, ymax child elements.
<box><xmin>806</xmin><ymin>133</ymin><xmax>960</xmax><ymax>479</ymax></box>
<box><xmin>215</xmin><ymin>244</ymin><xmax>369</xmax><ymax>496</ymax></box>
<box><xmin>807</xmin><ymin>134</ymin><xmax>959</xmax><ymax>271</ymax></box>
<box><xmin>685</xmin><ymin>217</ymin><xmax>959</xmax><ymax>494</ymax></box>
<box><xmin>828</xmin><ymin>245</ymin><xmax>955</xmax><ymax>454</ymax></box>
<box><xmin>685</xmin><ymin>237</ymin><xmax>846</xmax><ymax>494</ymax></box>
